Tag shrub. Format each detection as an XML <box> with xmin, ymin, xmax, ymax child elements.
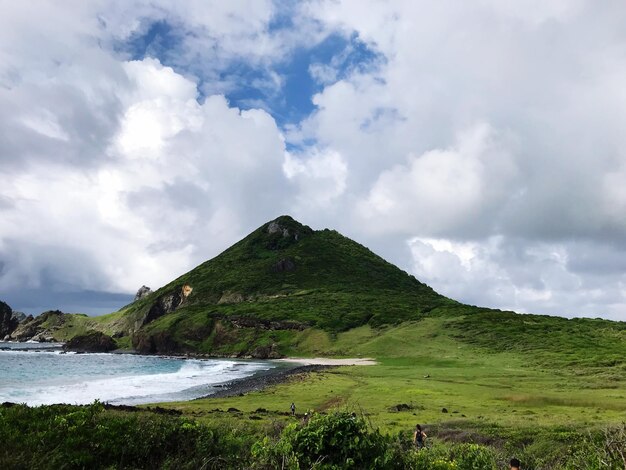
<box><xmin>0</xmin><ymin>402</ymin><xmax>253</xmax><ymax>469</ymax></box>
<box><xmin>565</xmin><ymin>423</ymin><xmax>626</xmax><ymax>470</ymax></box>
<box><xmin>252</xmin><ymin>411</ymin><xmax>395</xmax><ymax>469</ymax></box>
<box><xmin>451</xmin><ymin>443</ymin><xmax>497</xmax><ymax>470</ymax></box>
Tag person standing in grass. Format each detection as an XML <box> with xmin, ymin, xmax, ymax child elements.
<box><xmin>290</xmin><ymin>402</ymin><xmax>296</xmax><ymax>416</ymax></box>
<box><xmin>510</xmin><ymin>458</ymin><xmax>521</xmax><ymax>470</ymax></box>
<box><xmin>413</xmin><ymin>424</ymin><xmax>427</xmax><ymax>450</ymax></box>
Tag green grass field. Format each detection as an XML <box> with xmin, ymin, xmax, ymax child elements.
<box><xmin>151</xmin><ymin>318</ymin><xmax>626</xmax><ymax>466</ymax></box>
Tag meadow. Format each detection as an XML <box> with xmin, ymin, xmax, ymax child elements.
<box><xmin>156</xmin><ymin>318</ymin><xmax>626</xmax><ymax>468</ymax></box>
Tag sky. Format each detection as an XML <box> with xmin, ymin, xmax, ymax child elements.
<box><xmin>1</xmin><ymin>1</ymin><xmax>626</xmax><ymax>320</ymax></box>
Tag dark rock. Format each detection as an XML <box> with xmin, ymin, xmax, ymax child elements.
<box><xmin>132</xmin><ymin>330</ymin><xmax>181</xmax><ymax>355</ymax></box>
<box><xmin>442</xmin><ymin>408</ymin><xmax>448</xmax><ymax>413</ymax></box>
<box><xmin>227</xmin><ymin>315</ymin><xmax>307</xmax><ymax>331</ymax></box>
<box><xmin>0</xmin><ymin>301</ymin><xmax>18</xmax><ymax>338</ymax></box>
<box><xmin>271</xmin><ymin>258</ymin><xmax>296</xmax><ymax>273</ymax></box>
<box><xmin>227</xmin><ymin>407</ymin><xmax>241</xmax><ymax>413</ymax></box>
<box><xmin>63</xmin><ymin>331</ymin><xmax>117</xmax><ymax>353</ymax></box>
<box><xmin>134</xmin><ymin>285</ymin><xmax>153</xmax><ymax>301</ymax></box>
<box><xmin>389</xmin><ymin>403</ymin><xmax>412</xmax><ymax>412</ymax></box>
<box><xmin>249</xmin><ymin>415</ymin><xmax>262</xmax><ymax>420</ymax></box>
<box><xmin>251</xmin><ymin>343</ymin><xmax>282</xmax><ymax>359</ymax></box>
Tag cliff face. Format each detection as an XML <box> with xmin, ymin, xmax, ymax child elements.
<box><xmin>0</xmin><ymin>301</ymin><xmax>18</xmax><ymax>340</ymax></box>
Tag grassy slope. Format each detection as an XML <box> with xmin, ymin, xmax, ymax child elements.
<box><xmin>162</xmin><ymin>317</ymin><xmax>626</xmax><ymax>463</ymax></box>
<box><xmin>66</xmin><ymin>217</ymin><xmax>626</xmax><ymax>428</ymax></box>
<box><xmin>94</xmin><ymin>216</ymin><xmax>456</xmax><ymax>353</ymax></box>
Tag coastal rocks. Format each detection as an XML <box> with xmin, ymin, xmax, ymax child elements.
<box><xmin>132</xmin><ymin>330</ymin><xmax>179</xmax><ymax>354</ymax></box>
<box><xmin>10</xmin><ymin>316</ymin><xmax>38</xmax><ymax>341</ymax></box>
<box><xmin>251</xmin><ymin>343</ymin><xmax>282</xmax><ymax>359</ymax></box>
<box><xmin>63</xmin><ymin>331</ymin><xmax>117</xmax><ymax>353</ymax></box>
<box><xmin>9</xmin><ymin>310</ymin><xmax>66</xmax><ymax>342</ymax></box>
<box><xmin>134</xmin><ymin>286</ymin><xmax>153</xmax><ymax>301</ymax></box>
<box><xmin>0</xmin><ymin>301</ymin><xmax>18</xmax><ymax>338</ymax></box>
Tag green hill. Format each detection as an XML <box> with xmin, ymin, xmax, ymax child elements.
<box><xmin>63</xmin><ymin>215</ymin><xmax>622</xmax><ymax>370</ymax></box>
<box><xmin>13</xmin><ymin>215</ymin><xmax>625</xmax><ymax>367</ymax></box>
<box><xmin>97</xmin><ymin>215</ymin><xmax>455</xmax><ymax>355</ymax></box>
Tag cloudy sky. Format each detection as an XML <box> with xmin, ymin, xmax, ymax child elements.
<box><xmin>1</xmin><ymin>1</ymin><xmax>626</xmax><ymax>320</ymax></box>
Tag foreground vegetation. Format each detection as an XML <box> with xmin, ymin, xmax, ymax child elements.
<box><xmin>1</xmin><ymin>403</ymin><xmax>624</xmax><ymax>469</ymax></box>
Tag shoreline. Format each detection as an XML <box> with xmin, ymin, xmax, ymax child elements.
<box><xmin>1</xmin><ymin>345</ymin><xmax>374</xmax><ymax>405</ymax></box>
<box><xmin>196</xmin><ymin>357</ymin><xmax>376</xmax><ymax>400</ymax></box>
<box><xmin>197</xmin><ymin>364</ymin><xmax>337</xmax><ymax>399</ymax></box>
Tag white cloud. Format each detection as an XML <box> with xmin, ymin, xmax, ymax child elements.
<box><xmin>357</xmin><ymin>123</ymin><xmax>518</xmax><ymax>237</ymax></box>
<box><xmin>2</xmin><ymin>0</ymin><xmax>626</xmax><ymax>321</ymax></box>
<box><xmin>0</xmin><ymin>57</ymin><xmax>289</xmax><ymax>297</ymax></box>
<box><xmin>408</xmin><ymin>236</ymin><xmax>626</xmax><ymax>320</ymax></box>
<box><xmin>284</xmin><ymin>148</ymin><xmax>348</xmax><ymax>209</ymax></box>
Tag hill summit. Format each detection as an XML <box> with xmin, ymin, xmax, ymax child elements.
<box><xmin>107</xmin><ymin>215</ymin><xmax>453</xmax><ymax>355</ymax></box>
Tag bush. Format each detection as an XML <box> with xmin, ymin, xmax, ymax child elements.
<box><xmin>253</xmin><ymin>411</ymin><xmax>395</xmax><ymax>469</ymax></box>
<box><xmin>452</xmin><ymin>443</ymin><xmax>497</xmax><ymax>470</ymax></box>
<box><xmin>565</xmin><ymin>423</ymin><xmax>626</xmax><ymax>470</ymax></box>
<box><xmin>0</xmin><ymin>402</ymin><xmax>254</xmax><ymax>469</ymax></box>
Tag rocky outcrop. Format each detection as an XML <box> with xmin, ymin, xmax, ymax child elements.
<box><xmin>227</xmin><ymin>315</ymin><xmax>308</xmax><ymax>331</ymax></box>
<box><xmin>218</xmin><ymin>291</ymin><xmax>245</xmax><ymax>304</ymax></box>
<box><xmin>9</xmin><ymin>310</ymin><xmax>65</xmax><ymax>342</ymax></box>
<box><xmin>267</xmin><ymin>221</ymin><xmax>291</xmax><ymax>237</ymax></box>
<box><xmin>134</xmin><ymin>285</ymin><xmax>153</xmax><ymax>301</ymax></box>
<box><xmin>251</xmin><ymin>343</ymin><xmax>282</xmax><ymax>359</ymax></box>
<box><xmin>264</xmin><ymin>216</ymin><xmax>313</xmax><ymax>250</ymax></box>
<box><xmin>0</xmin><ymin>301</ymin><xmax>18</xmax><ymax>339</ymax></box>
<box><xmin>132</xmin><ymin>330</ymin><xmax>180</xmax><ymax>355</ymax></box>
<box><xmin>12</xmin><ymin>311</ymin><xmax>27</xmax><ymax>322</ymax></box>
<box><xmin>139</xmin><ymin>284</ymin><xmax>193</xmax><ymax>328</ymax></box>
<box><xmin>271</xmin><ymin>258</ymin><xmax>296</xmax><ymax>273</ymax></box>
<box><xmin>63</xmin><ymin>331</ymin><xmax>117</xmax><ymax>353</ymax></box>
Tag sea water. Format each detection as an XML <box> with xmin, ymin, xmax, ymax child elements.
<box><xmin>0</xmin><ymin>342</ymin><xmax>274</xmax><ymax>406</ymax></box>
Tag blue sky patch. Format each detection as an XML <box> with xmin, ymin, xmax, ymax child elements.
<box><xmin>116</xmin><ymin>19</ymin><xmax>384</xmax><ymax>130</ymax></box>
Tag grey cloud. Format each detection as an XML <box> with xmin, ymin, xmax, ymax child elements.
<box><xmin>2</xmin><ymin>0</ymin><xmax>626</xmax><ymax>321</ymax></box>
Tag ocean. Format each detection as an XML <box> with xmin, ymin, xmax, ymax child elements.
<box><xmin>0</xmin><ymin>342</ymin><xmax>275</xmax><ymax>406</ymax></box>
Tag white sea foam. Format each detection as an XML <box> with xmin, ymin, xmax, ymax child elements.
<box><xmin>0</xmin><ymin>353</ymin><xmax>272</xmax><ymax>406</ymax></box>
